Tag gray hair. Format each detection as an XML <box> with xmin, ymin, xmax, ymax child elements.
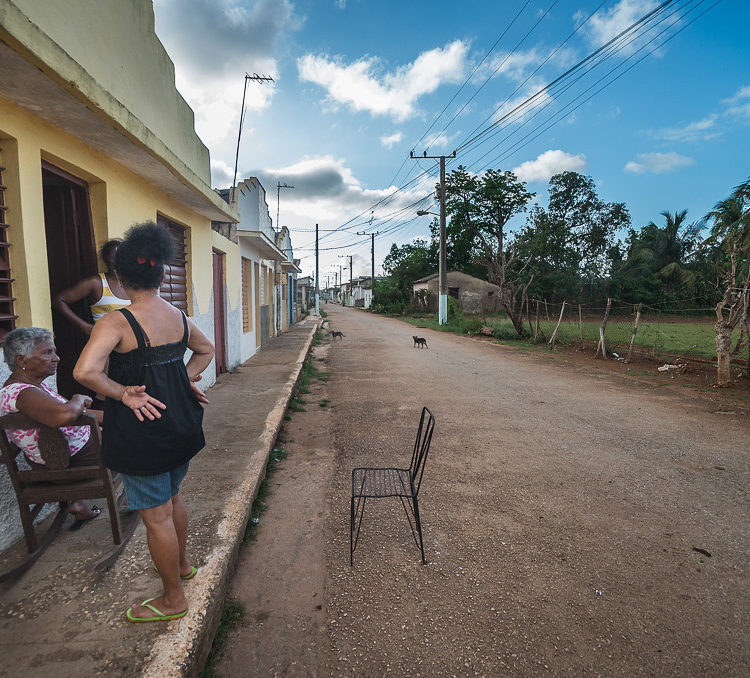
<box><xmin>2</xmin><ymin>327</ymin><xmax>54</xmax><ymax>370</ymax></box>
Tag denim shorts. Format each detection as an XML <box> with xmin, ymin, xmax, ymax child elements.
<box><xmin>120</xmin><ymin>462</ymin><xmax>190</xmax><ymax>511</ymax></box>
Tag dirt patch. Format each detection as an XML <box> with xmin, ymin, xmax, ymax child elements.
<box><xmin>213</xmin><ymin>343</ymin><xmax>334</xmax><ymax>677</ymax></box>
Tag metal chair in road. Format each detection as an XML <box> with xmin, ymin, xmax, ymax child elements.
<box><xmin>350</xmin><ymin>407</ymin><xmax>435</xmax><ymax>566</ymax></box>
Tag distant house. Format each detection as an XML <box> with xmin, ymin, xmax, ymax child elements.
<box><xmin>412</xmin><ymin>271</ymin><xmax>504</xmax><ymax>314</ymax></box>
<box><xmin>296</xmin><ymin>276</ymin><xmax>313</xmax><ymax>310</ymax></box>
<box><xmin>345</xmin><ymin>276</ymin><xmax>386</xmax><ymax>308</ymax></box>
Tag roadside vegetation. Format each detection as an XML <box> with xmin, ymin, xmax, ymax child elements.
<box><xmin>372</xmin><ymin>170</ymin><xmax>749</xmax><ymax>383</ymax></box>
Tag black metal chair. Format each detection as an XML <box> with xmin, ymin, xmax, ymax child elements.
<box><xmin>350</xmin><ymin>407</ymin><xmax>435</xmax><ymax>566</ymax></box>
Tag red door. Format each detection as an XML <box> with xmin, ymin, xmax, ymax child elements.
<box><xmin>212</xmin><ymin>250</ymin><xmax>227</xmax><ymax>375</ymax></box>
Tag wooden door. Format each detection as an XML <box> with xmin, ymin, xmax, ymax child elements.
<box><xmin>42</xmin><ymin>162</ymin><xmax>97</xmax><ymax>398</ymax></box>
<box><xmin>212</xmin><ymin>249</ymin><xmax>227</xmax><ymax>375</ymax></box>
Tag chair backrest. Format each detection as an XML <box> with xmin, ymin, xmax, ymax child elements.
<box><xmin>0</xmin><ymin>412</ymin><xmax>73</xmax><ymax>470</ymax></box>
<box><xmin>408</xmin><ymin>407</ymin><xmax>435</xmax><ymax>496</ymax></box>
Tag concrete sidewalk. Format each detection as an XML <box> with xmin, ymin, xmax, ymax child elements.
<box><xmin>0</xmin><ymin>318</ymin><xmax>319</xmax><ymax>677</ymax></box>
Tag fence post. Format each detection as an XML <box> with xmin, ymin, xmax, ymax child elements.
<box><xmin>578</xmin><ymin>304</ymin><xmax>583</xmax><ymax>343</ymax></box>
<box><xmin>534</xmin><ymin>300</ymin><xmax>540</xmax><ymax>341</ymax></box>
<box><xmin>626</xmin><ymin>303</ymin><xmax>643</xmax><ymax>363</ymax></box>
<box><xmin>595</xmin><ymin>297</ymin><xmax>612</xmax><ymax>359</ymax></box>
<box><xmin>544</xmin><ymin>299</ymin><xmax>550</xmax><ymax>322</ymax></box>
<box><xmin>548</xmin><ymin>301</ymin><xmax>566</xmax><ymax>348</ymax></box>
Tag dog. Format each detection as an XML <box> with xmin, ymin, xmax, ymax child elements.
<box><xmin>413</xmin><ymin>335</ymin><xmax>428</xmax><ymax>349</ymax></box>
<box><xmin>331</xmin><ymin>330</ymin><xmax>345</xmax><ymax>340</ymax></box>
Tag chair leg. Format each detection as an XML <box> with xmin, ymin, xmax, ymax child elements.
<box><xmin>412</xmin><ymin>496</ymin><xmax>426</xmax><ymax>565</ymax></box>
<box><xmin>19</xmin><ymin>502</ymin><xmax>41</xmax><ymax>553</ymax></box>
<box><xmin>350</xmin><ymin>495</ymin><xmax>366</xmax><ymax>566</ymax></box>
<box><xmin>105</xmin><ymin>489</ymin><xmax>123</xmax><ymax>545</ymax></box>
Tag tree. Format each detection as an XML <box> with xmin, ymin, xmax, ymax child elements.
<box><xmin>375</xmin><ymin>239</ymin><xmax>437</xmax><ymax>314</ymax></box>
<box><xmin>545</xmin><ymin>171</ymin><xmax>630</xmax><ymax>299</ymax></box>
<box><xmin>705</xmin><ymin>183</ymin><xmax>750</xmax><ymax>385</ymax></box>
<box><xmin>444</xmin><ymin>166</ymin><xmax>534</xmax><ymax>334</ymax></box>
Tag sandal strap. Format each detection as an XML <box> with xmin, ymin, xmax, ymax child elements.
<box><xmin>139</xmin><ymin>598</ymin><xmax>164</xmax><ymax>616</ymax></box>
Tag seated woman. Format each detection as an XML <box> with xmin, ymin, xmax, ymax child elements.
<box><xmin>0</xmin><ymin>327</ymin><xmax>102</xmax><ymax>527</ymax></box>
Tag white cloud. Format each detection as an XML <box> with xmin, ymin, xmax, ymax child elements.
<box><xmin>658</xmin><ymin>115</ymin><xmax>720</xmax><ymax>142</ymax></box>
<box><xmin>624</xmin><ymin>152</ymin><xmax>694</xmax><ymax>174</ymax></box>
<box><xmin>579</xmin><ymin>0</ymin><xmax>661</xmax><ymax>53</ymax></box>
<box><xmin>211</xmin><ymin>158</ymin><xmax>235</xmax><ymax>187</ymax></box>
<box><xmin>380</xmin><ymin>132</ymin><xmax>403</xmax><ymax>148</ymax></box>
<box><xmin>153</xmin><ymin>0</ymin><xmax>300</xmax><ymax>145</ymax></box>
<box><xmin>722</xmin><ymin>85</ymin><xmax>750</xmax><ymax>120</ymax></box>
<box><xmin>512</xmin><ymin>149</ymin><xmax>587</xmax><ymax>183</ymax></box>
<box><xmin>297</xmin><ymin>41</ymin><xmax>469</xmax><ymax>121</ymax></box>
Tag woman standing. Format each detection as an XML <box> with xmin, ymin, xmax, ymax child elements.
<box><xmin>75</xmin><ymin>222</ymin><xmax>214</xmax><ymax>623</ymax></box>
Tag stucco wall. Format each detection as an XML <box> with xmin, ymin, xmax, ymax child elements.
<box><xmin>7</xmin><ymin>0</ymin><xmax>210</xmax><ymax>186</ymax></box>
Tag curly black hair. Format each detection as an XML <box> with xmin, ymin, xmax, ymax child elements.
<box><xmin>100</xmin><ymin>239</ymin><xmax>122</xmax><ymax>270</ymax></box>
<box><xmin>114</xmin><ymin>221</ymin><xmax>175</xmax><ymax>290</ymax></box>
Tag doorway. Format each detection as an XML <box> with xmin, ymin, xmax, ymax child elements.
<box><xmin>42</xmin><ymin>162</ymin><xmax>97</xmax><ymax>398</ymax></box>
<box><xmin>212</xmin><ymin>249</ymin><xmax>227</xmax><ymax>375</ymax></box>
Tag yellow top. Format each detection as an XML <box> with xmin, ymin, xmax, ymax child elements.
<box><xmin>90</xmin><ymin>273</ymin><xmax>130</xmax><ymax>321</ymax></box>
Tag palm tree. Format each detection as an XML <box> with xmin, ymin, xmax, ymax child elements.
<box><xmin>626</xmin><ymin>210</ymin><xmax>699</xmax><ymax>294</ymax></box>
<box><xmin>704</xmin><ymin>180</ymin><xmax>750</xmax><ymax>385</ymax></box>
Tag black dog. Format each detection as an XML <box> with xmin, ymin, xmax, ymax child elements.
<box><xmin>413</xmin><ymin>335</ymin><xmax>428</xmax><ymax>349</ymax></box>
<box><xmin>331</xmin><ymin>331</ymin><xmax>345</xmax><ymax>340</ymax></box>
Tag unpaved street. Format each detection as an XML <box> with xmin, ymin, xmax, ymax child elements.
<box><xmin>222</xmin><ymin>305</ymin><xmax>749</xmax><ymax>677</ymax></box>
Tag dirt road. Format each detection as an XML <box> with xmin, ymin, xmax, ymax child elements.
<box><xmin>220</xmin><ymin>304</ymin><xmax>749</xmax><ymax>677</ymax></box>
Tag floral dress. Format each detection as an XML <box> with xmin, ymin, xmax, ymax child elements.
<box><xmin>0</xmin><ymin>382</ymin><xmax>90</xmax><ymax>464</ymax></box>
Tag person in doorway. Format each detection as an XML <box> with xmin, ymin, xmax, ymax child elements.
<box><xmin>0</xmin><ymin>327</ymin><xmax>103</xmax><ymax>528</ymax></box>
<box><xmin>53</xmin><ymin>239</ymin><xmax>130</xmax><ymax>336</ymax></box>
<box><xmin>74</xmin><ymin>221</ymin><xmax>214</xmax><ymax>623</ymax></box>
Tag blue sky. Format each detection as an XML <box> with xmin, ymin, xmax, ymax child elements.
<box><xmin>152</xmin><ymin>0</ymin><xmax>750</xmax><ymax>280</ymax></box>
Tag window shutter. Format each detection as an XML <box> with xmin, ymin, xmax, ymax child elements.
<box><xmin>0</xmin><ymin>148</ymin><xmax>17</xmax><ymax>339</ymax></box>
<box><xmin>241</xmin><ymin>257</ymin><xmax>252</xmax><ymax>333</ymax></box>
<box><xmin>157</xmin><ymin>216</ymin><xmax>188</xmax><ymax>312</ymax></box>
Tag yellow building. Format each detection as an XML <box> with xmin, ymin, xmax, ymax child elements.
<box><xmin>0</xmin><ymin>0</ymin><xmax>239</xmax><ymax>548</ymax></box>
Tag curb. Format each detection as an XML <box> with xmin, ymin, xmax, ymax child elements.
<box><xmin>142</xmin><ymin>319</ymin><xmax>321</xmax><ymax>678</ymax></box>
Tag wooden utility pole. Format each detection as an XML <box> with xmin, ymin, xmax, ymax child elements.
<box><xmin>357</xmin><ymin>212</ymin><xmax>379</xmax><ymax>309</ymax></box>
<box><xmin>411</xmin><ymin>150</ymin><xmax>455</xmax><ymax>324</ymax></box>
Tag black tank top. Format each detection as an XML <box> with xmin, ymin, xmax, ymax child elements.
<box><xmin>102</xmin><ymin>308</ymin><xmax>205</xmax><ymax>475</ymax></box>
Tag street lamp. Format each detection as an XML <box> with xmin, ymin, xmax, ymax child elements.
<box><xmin>416</xmin><ymin>208</ymin><xmax>447</xmax><ymax>325</ymax></box>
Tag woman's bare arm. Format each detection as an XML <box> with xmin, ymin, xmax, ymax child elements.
<box><xmin>185</xmin><ymin>319</ymin><xmax>215</xmax><ymax>380</ymax></box>
<box><xmin>74</xmin><ymin>314</ymin><xmax>165</xmax><ymax>421</ymax></box>
<box><xmin>52</xmin><ymin>276</ymin><xmax>102</xmax><ymax>336</ymax></box>
<box><xmin>15</xmin><ymin>388</ymin><xmax>91</xmax><ymax>428</ymax></box>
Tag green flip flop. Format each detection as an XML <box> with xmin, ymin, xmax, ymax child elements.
<box><xmin>153</xmin><ymin>565</ymin><xmax>198</xmax><ymax>580</ymax></box>
<box><xmin>126</xmin><ymin>598</ymin><xmax>187</xmax><ymax>623</ymax></box>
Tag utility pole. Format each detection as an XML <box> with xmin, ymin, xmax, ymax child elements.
<box><xmin>231</xmin><ymin>73</ymin><xmax>274</xmax><ymax>205</ymax></box>
<box><xmin>357</xmin><ymin>216</ymin><xmax>379</xmax><ymax>309</ymax></box>
<box><xmin>314</xmin><ymin>223</ymin><xmax>320</xmax><ymax>316</ymax></box>
<box><xmin>339</xmin><ymin>255</ymin><xmax>352</xmax><ymax>306</ymax></box>
<box><xmin>276</xmin><ymin>181</ymin><xmax>294</xmax><ymax>233</ymax></box>
<box><xmin>337</xmin><ymin>265</ymin><xmax>343</xmax><ymax>303</ymax></box>
<box><xmin>411</xmin><ymin>150</ymin><xmax>455</xmax><ymax>325</ymax></box>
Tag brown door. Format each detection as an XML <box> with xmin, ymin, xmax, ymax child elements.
<box><xmin>42</xmin><ymin>162</ymin><xmax>97</xmax><ymax>398</ymax></box>
<box><xmin>212</xmin><ymin>249</ymin><xmax>227</xmax><ymax>375</ymax></box>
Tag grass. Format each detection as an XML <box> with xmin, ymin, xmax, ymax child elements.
<box><xmin>288</xmin><ymin>396</ymin><xmax>306</xmax><ymax>412</ymax></box>
<box><xmin>319</xmin><ymin>399</ymin><xmax>330</xmax><ymax>407</ymax></box>
<box><xmin>402</xmin><ymin>312</ymin><xmax>742</xmax><ymax>360</ymax></box>
<box><xmin>243</xmin><ymin>447</ymin><xmax>288</xmax><ymax>543</ymax></box>
<box><xmin>201</xmin><ymin>600</ymin><xmax>246</xmax><ymax>678</ymax></box>
<box><xmin>320</xmin><ymin>309</ymin><xmax>328</xmax><ymax>318</ymax></box>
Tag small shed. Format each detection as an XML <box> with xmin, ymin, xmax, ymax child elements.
<box><xmin>412</xmin><ymin>271</ymin><xmax>504</xmax><ymax>314</ymax></box>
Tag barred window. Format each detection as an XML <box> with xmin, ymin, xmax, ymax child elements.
<box><xmin>0</xmin><ymin>147</ymin><xmax>17</xmax><ymax>338</ymax></box>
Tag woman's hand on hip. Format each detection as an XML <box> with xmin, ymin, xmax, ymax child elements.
<box><xmin>121</xmin><ymin>385</ymin><xmax>167</xmax><ymax>422</ymax></box>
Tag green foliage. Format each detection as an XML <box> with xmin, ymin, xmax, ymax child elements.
<box><xmin>447</xmin><ymin>295</ymin><xmax>462</xmax><ymax>320</ymax></box>
<box><xmin>373</xmin><ymin>238</ymin><xmax>437</xmax><ymax>314</ymax></box>
<box><xmin>202</xmin><ymin>600</ymin><xmax>246</xmax><ymax>678</ymax></box>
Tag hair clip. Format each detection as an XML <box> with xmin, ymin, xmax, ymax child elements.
<box><xmin>137</xmin><ymin>256</ymin><xmax>146</xmax><ymax>264</ymax></box>
<box><xmin>150</xmin><ymin>259</ymin><xmax>155</xmax><ymax>267</ymax></box>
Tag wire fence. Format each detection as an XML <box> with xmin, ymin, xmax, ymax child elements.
<box><xmin>483</xmin><ymin>298</ymin><xmax>748</xmax><ymax>366</ymax></box>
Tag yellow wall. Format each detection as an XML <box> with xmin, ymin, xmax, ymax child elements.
<box><xmin>0</xmin><ymin>93</ymin><xmax>228</xmax><ymax>326</ymax></box>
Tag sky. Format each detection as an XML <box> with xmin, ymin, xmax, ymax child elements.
<box><xmin>152</xmin><ymin>0</ymin><xmax>750</xmax><ymax>282</ymax></box>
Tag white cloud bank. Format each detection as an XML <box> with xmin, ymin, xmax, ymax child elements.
<box><xmin>579</xmin><ymin>0</ymin><xmax>661</xmax><ymax>52</ymax></box>
<box><xmin>297</xmin><ymin>41</ymin><xmax>469</xmax><ymax>121</ymax></box>
<box><xmin>153</xmin><ymin>0</ymin><xmax>300</xmax><ymax>145</ymax></box>
<box><xmin>624</xmin><ymin>152</ymin><xmax>694</xmax><ymax>174</ymax></box>
<box><xmin>513</xmin><ymin>149</ymin><xmax>587</xmax><ymax>183</ymax></box>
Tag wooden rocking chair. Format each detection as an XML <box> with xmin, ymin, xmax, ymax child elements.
<box><xmin>0</xmin><ymin>412</ymin><xmax>139</xmax><ymax>582</ymax></box>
